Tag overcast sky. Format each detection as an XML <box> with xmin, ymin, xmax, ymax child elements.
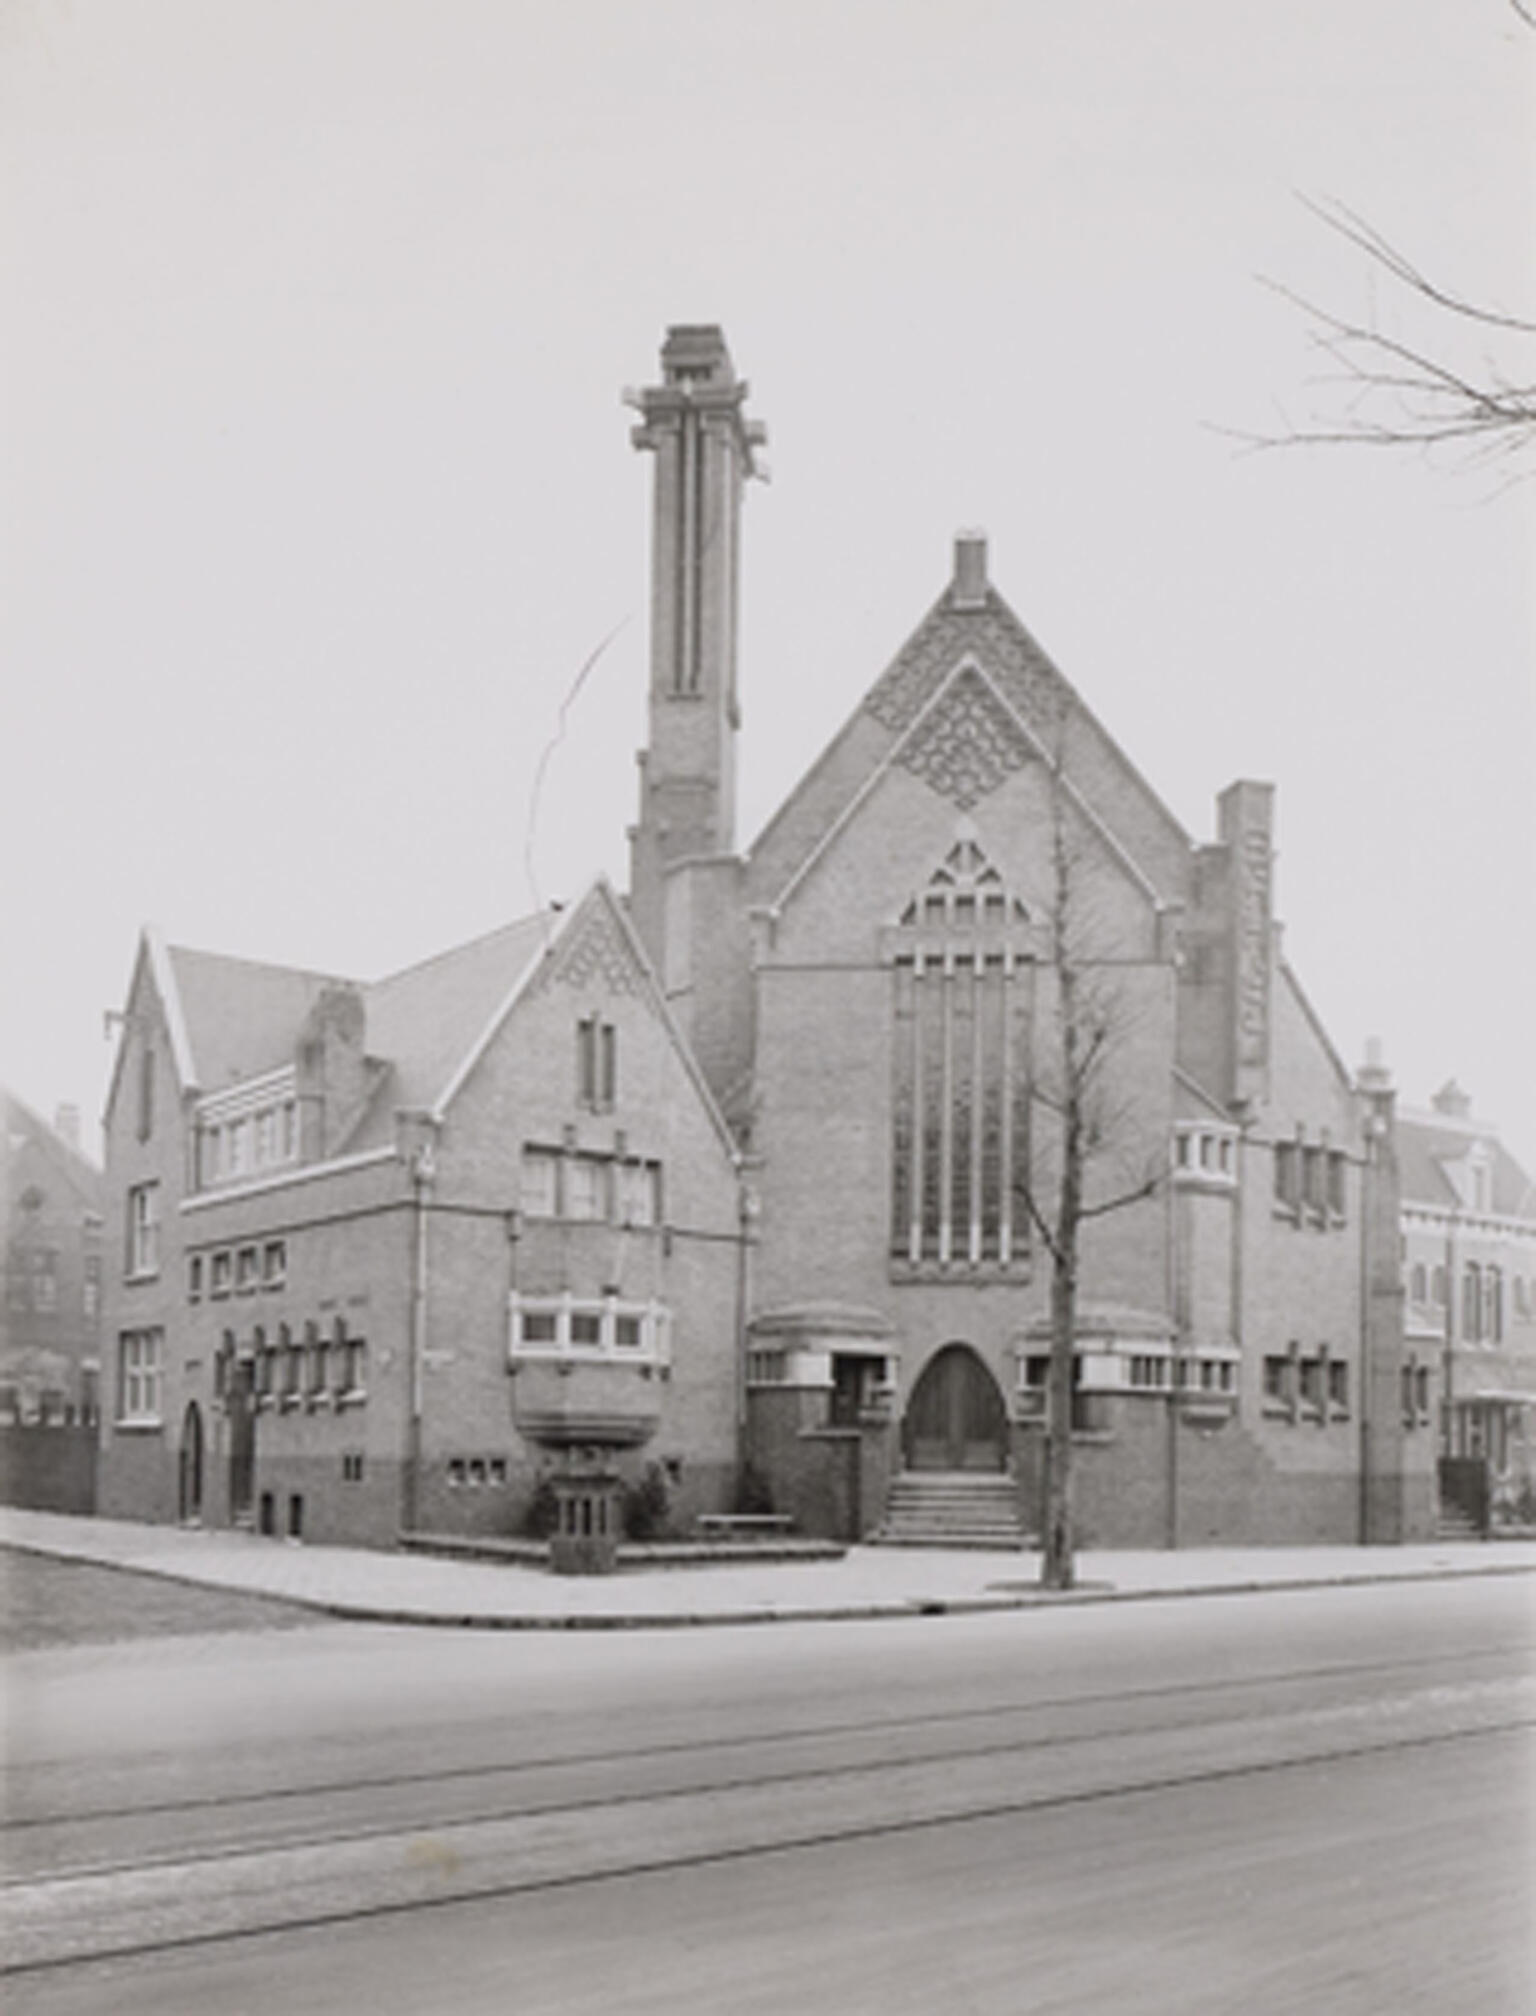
<box><xmin>3</xmin><ymin>0</ymin><xmax>1532</xmax><ymax>1167</ymax></box>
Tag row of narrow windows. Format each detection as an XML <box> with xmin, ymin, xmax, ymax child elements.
<box><xmin>215</xmin><ymin>1321</ymin><xmax>368</xmax><ymax>1408</ymax></box>
<box><xmin>890</xmin><ymin>955</ymin><xmax>1030</xmax><ymax>1270</ymax></box>
<box><xmin>1405</xmin><ymin>1260</ymin><xmax>1528</xmax><ymax>1340</ymax></box>
<box><xmin>1272</xmin><ymin>1142</ymin><xmax>1348</xmax><ymax>1223</ymax></box>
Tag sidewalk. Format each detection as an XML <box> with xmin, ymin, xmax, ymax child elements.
<box><xmin>5</xmin><ymin>1507</ymin><xmax>1536</xmax><ymax>1630</ymax></box>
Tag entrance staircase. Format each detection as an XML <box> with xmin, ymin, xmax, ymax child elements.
<box><xmin>875</xmin><ymin>1472</ymin><xmax>1030</xmax><ymax>1550</ymax></box>
<box><xmin>1435</xmin><ymin>1500</ymin><xmax>1485</xmax><ymax>1542</ymax></box>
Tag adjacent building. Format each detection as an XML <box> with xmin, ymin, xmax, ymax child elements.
<box><xmin>97</xmin><ymin>885</ymin><xmax>746</xmax><ymax>1544</ymax></box>
<box><xmin>97</xmin><ymin>324</ymin><xmax>1438</xmax><ymax>1549</ymax></box>
<box><xmin>1398</xmin><ymin>1082</ymin><xmax>1536</xmax><ymax>1528</ymax></box>
<box><xmin>1</xmin><ymin>1088</ymin><xmax>103</xmax><ymax>1509</ymax></box>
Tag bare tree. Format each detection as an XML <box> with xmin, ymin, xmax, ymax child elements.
<box><xmin>1013</xmin><ymin>745</ymin><xmax>1163</xmax><ymax>1592</ymax></box>
<box><xmin>1245</xmin><ymin>197</ymin><xmax>1536</xmax><ymax>474</ymax></box>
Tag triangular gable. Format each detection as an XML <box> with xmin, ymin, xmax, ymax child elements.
<box><xmin>747</xmin><ymin>562</ymin><xmax>1192</xmax><ymax>916</ymax></box>
<box><xmin>768</xmin><ymin>656</ymin><xmax>1166</xmax><ymax>920</ymax></box>
<box><xmin>431</xmin><ymin>879</ymin><xmax>740</xmax><ymax>1162</ymax></box>
<box><xmin>104</xmin><ymin>927</ymin><xmax>200</xmax><ymax>1124</ymax></box>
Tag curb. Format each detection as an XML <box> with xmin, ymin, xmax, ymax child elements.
<box><xmin>303</xmin><ymin>1559</ymin><xmax>1536</xmax><ymax>1631</ymax></box>
<box><xmin>6</xmin><ymin>1536</ymin><xmax>1534</xmax><ymax>1634</ymax></box>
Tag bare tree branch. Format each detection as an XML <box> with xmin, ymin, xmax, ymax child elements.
<box><xmin>1235</xmin><ymin>194</ymin><xmax>1536</xmax><ymax>473</ymax></box>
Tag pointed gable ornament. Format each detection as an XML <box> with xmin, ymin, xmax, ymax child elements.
<box><xmin>533</xmin><ymin>898</ymin><xmax>645</xmax><ymax>1000</ymax></box>
<box><xmin>894</xmin><ymin>665</ymin><xmax>1033</xmax><ymax>811</ymax></box>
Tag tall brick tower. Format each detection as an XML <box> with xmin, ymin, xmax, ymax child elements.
<box><xmin>627</xmin><ymin>327</ymin><xmax>766</xmax><ymax>969</ymax></box>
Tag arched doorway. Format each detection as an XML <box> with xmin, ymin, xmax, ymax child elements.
<box><xmin>178</xmin><ymin>1401</ymin><xmax>204</xmax><ymax>1522</ymax></box>
<box><xmin>902</xmin><ymin>1343</ymin><xmax>1009</xmax><ymax>1472</ymax></box>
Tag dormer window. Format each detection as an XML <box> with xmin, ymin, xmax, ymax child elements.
<box><xmin>194</xmin><ymin>1071</ymin><xmax>299</xmax><ymax>1190</ymax></box>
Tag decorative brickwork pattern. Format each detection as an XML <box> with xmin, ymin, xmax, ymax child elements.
<box><xmin>865</xmin><ymin>598</ymin><xmax>1062</xmax><ymax>737</ymax></box>
<box><xmin>535</xmin><ymin>904</ymin><xmax>646</xmax><ymax>1002</ymax></box>
<box><xmin>895</xmin><ymin>667</ymin><xmax>1033</xmax><ymax>811</ymax></box>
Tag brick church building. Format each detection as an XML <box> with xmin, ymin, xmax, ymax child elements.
<box><xmin>98</xmin><ymin>326</ymin><xmax>1434</xmax><ymax>1549</ymax></box>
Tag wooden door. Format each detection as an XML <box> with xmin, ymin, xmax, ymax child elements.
<box><xmin>904</xmin><ymin>1344</ymin><xmax>1008</xmax><ymax>1472</ymax></box>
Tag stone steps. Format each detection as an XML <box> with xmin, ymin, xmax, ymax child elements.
<box><xmin>876</xmin><ymin>1472</ymin><xmax>1030</xmax><ymax>1550</ymax></box>
<box><xmin>1435</xmin><ymin>1503</ymin><xmax>1484</xmax><ymax>1542</ymax></box>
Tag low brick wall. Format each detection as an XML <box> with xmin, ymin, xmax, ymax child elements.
<box><xmin>0</xmin><ymin>1420</ymin><xmax>98</xmax><ymax>1514</ymax></box>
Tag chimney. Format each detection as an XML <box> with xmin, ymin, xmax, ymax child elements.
<box><xmin>1431</xmin><ymin>1079</ymin><xmax>1472</xmax><ymax>1119</ymax></box>
<box><xmin>951</xmin><ymin>529</ymin><xmax>989</xmax><ymax>609</ymax></box>
<box><xmin>53</xmin><ymin>1103</ymin><xmax>80</xmax><ymax>1150</ymax></box>
<box><xmin>1355</xmin><ymin>1037</ymin><xmax>1394</xmax><ymax>1100</ymax></box>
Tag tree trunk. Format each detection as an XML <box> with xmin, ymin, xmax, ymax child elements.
<box><xmin>1041</xmin><ymin>1239</ymin><xmax>1077</xmax><ymax>1588</ymax></box>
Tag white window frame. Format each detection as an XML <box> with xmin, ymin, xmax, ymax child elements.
<box><xmin>508</xmin><ymin>1292</ymin><xmax>671</xmax><ymax>1367</ymax></box>
<box><xmin>117</xmin><ymin>1328</ymin><xmax>162</xmax><ymax>1424</ymax></box>
<box><xmin>126</xmin><ymin>1183</ymin><xmax>160</xmax><ymax>1278</ymax></box>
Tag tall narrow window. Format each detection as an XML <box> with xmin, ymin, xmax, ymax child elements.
<box><xmin>577</xmin><ymin>1017</ymin><xmax>617</xmax><ymax>1111</ymax></box>
<box><xmin>125</xmin><ymin>1184</ymin><xmax>160</xmax><ymax>1278</ymax></box>
<box><xmin>1463</xmin><ymin>1262</ymin><xmax>1483</xmax><ymax>1342</ymax></box>
<box><xmin>117</xmin><ymin>1329</ymin><xmax>162</xmax><ymax>1423</ymax></box>
<box><xmin>890</xmin><ymin>838</ymin><xmax>1032</xmax><ymax>1275</ymax></box>
<box><xmin>137</xmin><ymin>1042</ymin><xmax>155</xmax><ymax>1142</ymax></box>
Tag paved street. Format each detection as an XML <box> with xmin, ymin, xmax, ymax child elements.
<box><xmin>3</xmin><ymin>1575</ymin><xmax>1532</xmax><ymax>2012</ymax></box>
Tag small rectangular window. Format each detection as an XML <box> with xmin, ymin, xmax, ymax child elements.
<box><xmin>521</xmin><ymin>1148</ymin><xmax>559</xmax><ymax>1218</ymax></box>
<box><xmin>565</xmin><ymin>1157</ymin><xmax>606</xmax><ymax>1223</ymax></box>
<box><xmin>262</xmin><ymin>1240</ymin><xmax>287</xmax><ymax>1288</ymax></box>
<box><xmin>210</xmin><ymin>1249</ymin><xmax>232</xmax><ymax>1298</ymax></box>
<box><xmin>615</xmin><ymin>1161</ymin><xmax>660</xmax><ymax>1228</ymax></box>
<box><xmin>570</xmin><ymin>1311</ymin><xmax>603</xmax><ymax>1347</ymax></box>
<box><xmin>236</xmin><ymin>1246</ymin><xmax>259</xmax><ymax>1293</ymax></box>
<box><xmin>614</xmin><ymin>1314</ymin><xmax>643</xmax><ymax>1350</ymax></box>
<box><xmin>188</xmin><ymin>1255</ymin><xmax>204</xmax><ymax>1301</ymax></box>
<box><xmin>1327</xmin><ymin>1151</ymin><xmax>1347</xmax><ymax>1219</ymax></box>
<box><xmin>1273</xmin><ymin>1143</ymin><xmax>1299</xmax><ymax>1213</ymax></box>
<box><xmin>488</xmin><ymin>1458</ymin><xmax>507</xmax><ymax>1486</ymax></box>
<box><xmin>1328</xmin><ymin>1360</ymin><xmax>1349</xmax><ymax>1411</ymax></box>
<box><xmin>521</xmin><ymin>1311</ymin><xmax>558</xmax><ymax>1344</ymax></box>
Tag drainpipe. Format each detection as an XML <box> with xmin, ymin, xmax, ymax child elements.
<box><xmin>735</xmin><ymin>1173</ymin><xmax>758</xmax><ymax>1471</ymax></box>
<box><xmin>402</xmin><ymin>1128</ymin><xmax>437</xmax><ymax>1537</ymax></box>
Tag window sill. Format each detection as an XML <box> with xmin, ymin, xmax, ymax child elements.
<box><xmin>114</xmin><ymin>1418</ymin><xmax>163</xmax><ymax>1434</ymax></box>
<box><xmin>123</xmin><ymin>1270</ymin><xmax>161</xmax><ymax>1286</ymax></box>
<box><xmin>336</xmin><ymin>1389</ymin><xmax>367</xmax><ymax>1409</ymax></box>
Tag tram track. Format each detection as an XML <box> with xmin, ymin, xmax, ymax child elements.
<box><xmin>4</xmin><ymin>1663</ymin><xmax>1531</xmax><ymax>1978</ymax></box>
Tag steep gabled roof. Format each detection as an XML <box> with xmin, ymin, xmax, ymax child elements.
<box><xmin>168</xmin><ymin>944</ymin><xmax>350</xmax><ymax>1092</ymax></box>
<box><xmin>1</xmin><ymin>1086</ymin><xmax>103</xmax><ymax>1200</ymax></box>
<box><xmin>746</xmin><ymin>548</ymin><xmax>1194</xmax><ymax>914</ymax></box>
<box><xmin>1397</xmin><ymin>1111</ymin><xmax>1536</xmax><ymax>1222</ymax></box>
<box><xmin>363</xmin><ymin>912</ymin><xmax>554</xmax><ymax>1123</ymax></box>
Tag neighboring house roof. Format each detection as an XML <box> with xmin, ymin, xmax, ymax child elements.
<box><xmin>2</xmin><ymin>1087</ymin><xmax>102</xmax><ymax>1196</ymax></box>
<box><xmin>1397</xmin><ymin>1112</ymin><xmax>1536</xmax><ymax>1223</ymax></box>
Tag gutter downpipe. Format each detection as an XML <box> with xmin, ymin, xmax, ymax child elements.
<box><xmin>403</xmin><ymin>1131</ymin><xmax>437</xmax><ymax>1538</ymax></box>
